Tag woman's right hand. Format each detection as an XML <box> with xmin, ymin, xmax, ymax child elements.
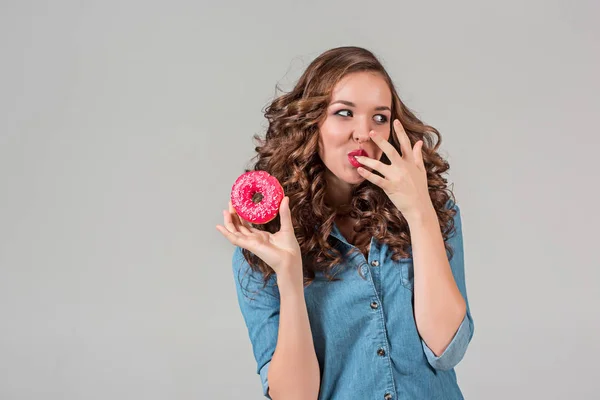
<box><xmin>216</xmin><ymin>196</ymin><xmax>303</xmax><ymax>278</ymax></box>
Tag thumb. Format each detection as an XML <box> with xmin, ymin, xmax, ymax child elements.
<box><xmin>279</xmin><ymin>196</ymin><xmax>293</xmax><ymax>232</ymax></box>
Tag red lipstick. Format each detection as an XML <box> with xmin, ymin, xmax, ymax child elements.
<box><xmin>347</xmin><ymin>149</ymin><xmax>368</xmax><ymax>168</ymax></box>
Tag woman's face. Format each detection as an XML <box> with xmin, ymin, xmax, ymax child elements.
<box><xmin>318</xmin><ymin>71</ymin><xmax>392</xmax><ymax>186</ymax></box>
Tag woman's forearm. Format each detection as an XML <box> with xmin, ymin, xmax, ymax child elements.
<box><xmin>407</xmin><ymin>204</ymin><xmax>467</xmax><ymax>356</ymax></box>
<box><xmin>267</xmin><ymin>268</ymin><xmax>321</xmax><ymax>400</ymax></box>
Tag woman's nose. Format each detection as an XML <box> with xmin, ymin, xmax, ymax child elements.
<box><xmin>353</xmin><ymin>122</ymin><xmax>372</xmax><ymax>143</ymax></box>
<box><xmin>354</xmin><ymin>133</ymin><xmax>370</xmax><ymax>144</ymax></box>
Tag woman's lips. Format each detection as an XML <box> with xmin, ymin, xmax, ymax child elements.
<box><xmin>347</xmin><ymin>149</ymin><xmax>368</xmax><ymax>168</ymax></box>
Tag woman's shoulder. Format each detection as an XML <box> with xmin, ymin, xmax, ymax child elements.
<box><xmin>444</xmin><ymin>197</ymin><xmax>459</xmax><ymax>212</ymax></box>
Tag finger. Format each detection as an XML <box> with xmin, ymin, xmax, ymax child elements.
<box><xmin>241</xmin><ymin>221</ymin><xmax>260</xmax><ymax>235</ymax></box>
<box><xmin>278</xmin><ymin>196</ymin><xmax>293</xmax><ymax>233</ymax></box>
<box><xmin>353</xmin><ymin>155</ymin><xmax>392</xmax><ymax>177</ymax></box>
<box><xmin>393</xmin><ymin>119</ymin><xmax>414</xmax><ymax>162</ymax></box>
<box><xmin>236</xmin><ymin>220</ymin><xmax>253</xmax><ymax>236</ymax></box>
<box><xmin>369</xmin><ymin>130</ymin><xmax>402</xmax><ymax>164</ymax></box>
<box><xmin>228</xmin><ymin>201</ymin><xmax>242</xmax><ymax>227</ymax></box>
<box><xmin>229</xmin><ymin>201</ymin><xmax>253</xmax><ymax>235</ymax></box>
<box><xmin>217</xmin><ymin>222</ymin><xmax>263</xmax><ymax>255</ymax></box>
<box><xmin>223</xmin><ymin>209</ymin><xmax>241</xmax><ymax>234</ymax></box>
<box><xmin>239</xmin><ymin>225</ymin><xmax>253</xmax><ymax>235</ymax></box>
<box><xmin>357</xmin><ymin>167</ymin><xmax>389</xmax><ymax>190</ymax></box>
<box><xmin>414</xmin><ymin>140</ymin><xmax>425</xmax><ymax>169</ymax></box>
<box><xmin>230</xmin><ymin>201</ymin><xmax>253</xmax><ymax>230</ymax></box>
<box><xmin>216</xmin><ymin>224</ymin><xmax>243</xmax><ymax>245</ymax></box>
<box><xmin>235</xmin><ymin>215</ymin><xmax>255</xmax><ymax>234</ymax></box>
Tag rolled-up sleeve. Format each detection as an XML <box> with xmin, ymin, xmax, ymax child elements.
<box><xmin>421</xmin><ymin>201</ymin><xmax>475</xmax><ymax>371</ymax></box>
<box><xmin>232</xmin><ymin>246</ymin><xmax>280</xmax><ymax>399</ymax></box>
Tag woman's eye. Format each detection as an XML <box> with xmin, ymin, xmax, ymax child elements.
<box><xmin>336</xmin><ymin>109</ymin><xmax>352</xmax><ymax>117</ymax></box>
<box><xmin>375</xmin><ymin>115</ymin><xmax>388</xmax><ymax>124</ymax></box>
<box><xmin>335</xmin><ymin>110</ymin><xmax>388</xmax><ymax>124</ymax></box>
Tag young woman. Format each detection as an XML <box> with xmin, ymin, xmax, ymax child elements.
<box><xmin>216</xmin><ymin>46</ymin><xmax>474</xmax><ymax>400</ymax></box>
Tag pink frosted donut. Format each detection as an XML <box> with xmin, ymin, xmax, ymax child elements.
<box><xmin>230</xmin><ymin>170</ymin><xmax>284</xmax><ymax>224</ymax></box>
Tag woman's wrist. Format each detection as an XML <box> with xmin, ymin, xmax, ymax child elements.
<box><xmin>276</xmin><ymin>265</ymin><xmax>305</xmax><ymax>296</ymax></box>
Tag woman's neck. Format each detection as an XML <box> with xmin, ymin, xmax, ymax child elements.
<box><xmin>324</xmin><ymin>169</ymin><xmax>354</xmax><ymax>209</ymax></box>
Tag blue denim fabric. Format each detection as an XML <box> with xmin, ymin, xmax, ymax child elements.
<box><xmin>232</xmin><ymin>201</ymin><xmax>474</xmax><ymax>399</ymax></box>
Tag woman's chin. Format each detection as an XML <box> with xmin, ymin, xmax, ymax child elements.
<box><xmin>346</xmin><ymin>168</ymin><xmax>366</xmax><ymax>184</ymax></box>
<box><xmin>325</xmin><ymin>164</ymin><xmax>366</xmax><ymax>185</ymax></box>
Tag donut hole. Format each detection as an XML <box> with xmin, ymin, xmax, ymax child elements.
<box><xmin>252</xmin><ymin>192</ymin><xmax>264</xmax><ymax>204</ymax></box>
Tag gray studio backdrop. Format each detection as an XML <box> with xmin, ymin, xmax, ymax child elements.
<box><xmin>1</xmin><ymin>1</ymin><xmax>598</xmax><ymax>399</ymax></box>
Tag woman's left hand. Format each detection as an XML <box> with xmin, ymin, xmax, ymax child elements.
<box><xmin>353</xmin><ymin>119</ymin><xmax>432</xmax><ymax>222</ymax></box>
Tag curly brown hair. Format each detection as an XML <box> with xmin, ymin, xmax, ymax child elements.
<box><xmin>238</xmin><ymin>46</ymin><xmax>458</xmax><ymax>290</ymax></box>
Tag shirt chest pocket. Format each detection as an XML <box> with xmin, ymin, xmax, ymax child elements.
<box><xmin>395</xmin><ymin>258</ymin><xmax>414</xmax><ymax>291</ymax></box>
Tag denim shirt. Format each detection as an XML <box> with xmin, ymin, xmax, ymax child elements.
<box><xmin>231</xmin><ymin>202</ymin><xmax>474</xmax><ymax>399</ymax></box>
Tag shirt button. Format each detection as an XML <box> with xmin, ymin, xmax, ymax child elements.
<box><xmin>377</xmin><ymin>348</ymin><xmax>386</xmax><ymax>357</ymax></box>
<box><xmin>371</xmin><ymin>260</ymin><xmax>379</xmax><ymax>267</ymax></box>
<box><xmin>370</xmin><ymin>301</ymin><xmax>379</xmax><ymax>309</ymax></box>
<box><xmin>384</xmin><ymin>394</ymin><xmax>393</xmax><ymax>400</ymax></box>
